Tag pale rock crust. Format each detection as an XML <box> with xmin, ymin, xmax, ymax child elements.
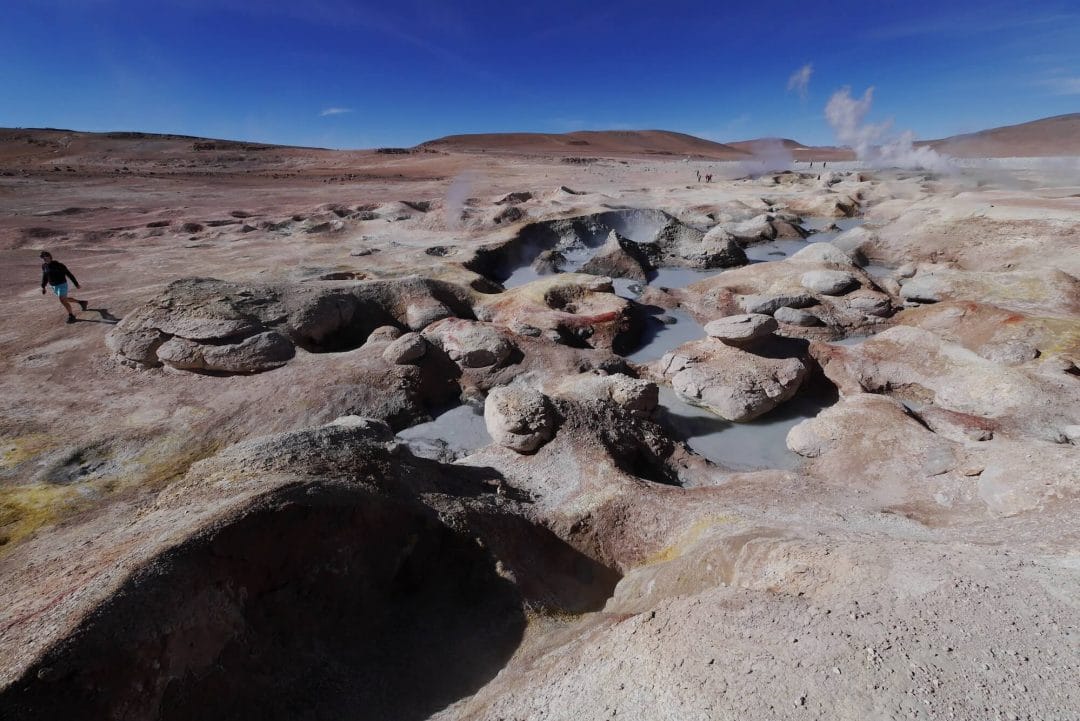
<box><xmin>548</xmin><ymin>372</ymin><xmax>659</xmax><ymax>418</ymax></box>
<box><xmin>484</xmin><ymin>386</ymin><xmax>558</xmax><ymax>453</ymax></box>
<box><xmin>811</xmin><ymin>325</ymin><xmax>1080</xmax><ymax>442</ymax></box>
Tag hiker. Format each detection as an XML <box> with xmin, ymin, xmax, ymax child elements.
<box><xmin>696</xmin><ymin>170</ymin><xmax>701</xmax><ymax>182</ymax></box>
<box><xmin>39</xmin><ymin>250</ymin><xmax>89</xmax><ymax>324</ymax></box>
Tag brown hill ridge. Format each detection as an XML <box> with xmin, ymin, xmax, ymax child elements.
<box><xmin>418</xmin><ymin>130</ymin><xmax>753</xmax><ymax>159</ymax></box>
<box><xmin>2</xmin><ymin>113</ymin><xmax>1077</xmax><ymax>167</ymax></box>
<box><xmin>922</xmin><ymin>113</ymin><xmax>1080</xmax><ymax>158</ymax></box>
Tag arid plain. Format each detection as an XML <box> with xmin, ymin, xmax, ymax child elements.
<box><xmin>1</xmin><ymin>118</ymin><xmax>1079</xmax><ymax>720</ymax></box>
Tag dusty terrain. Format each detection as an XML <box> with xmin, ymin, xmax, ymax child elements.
<box><xmin>0</xmin><ymin>124</ymin><xmax>1078</xmax><ymax>720</ymax></box>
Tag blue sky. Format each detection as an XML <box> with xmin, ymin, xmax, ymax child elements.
<box><xmin>2</xmin><ymin>0</ymin><xmax>1077</xmax><ymax>148</ymax></box>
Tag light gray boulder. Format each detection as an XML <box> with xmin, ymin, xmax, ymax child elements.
<box><xmin>774</xmin><ymin>306</ymin><xmax>822</xmax><ymax>326</ymax></box>
<box><xmin>382</xmin><ymin>332</ymin><xmax>427</xmax><ymax>365</ymax></box>
<box><xmin>899</xmin><ymin>273</ymin><xmax>951</xmax><ymax>303</ymax></box>
<box><xmin>801</xmin><ymin>270</ymin><xmax>858</xmax><ymax>295</ymax></box>
<box><xmin>739</xmin><ymin>292</ymin><xmax>816</xmax><ymax>315</ymax></box>
<box><xmin>788</xmin><ymin>242</ymin><xmax>857</xmax><ymax>267</ymax></box>
<box><xmin>405</xmin><ymin>301</ymin><xmax>453</xmax><ymax>330</ymax></box>
<box><xmin>656</xmin><ymin>340</ymin><xmax>808</xmax><ymax>421</ymax></box>
<box><xmin>157</xmin><ymin>331</ymin><xmax>295</xmax><ymax>374</ymax></box>
<box><xmin>703</xmin><ymin>314</ymin><xmax>777</xmax><ymax>345</ymax></box>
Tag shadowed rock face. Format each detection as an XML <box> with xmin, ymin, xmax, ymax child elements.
<box><xmin>6</xmin><ymin>496</ymin><xmax>523</xmax><ymax>721</ymax></box>
<box><xmin>0</xmin><ymin>419</ymin><xmax>621</xmax><ymax>721</ymax></box>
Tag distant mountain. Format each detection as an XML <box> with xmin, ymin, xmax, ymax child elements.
<box><xmin>921</xmin><ymin>114</ymin><xmax>1080</xmax><ymax>157</ymax></box>
<box><xmin>418</xmin><ymin>130</ymin><xmax>752</xmax><ymax>159</ymax></box>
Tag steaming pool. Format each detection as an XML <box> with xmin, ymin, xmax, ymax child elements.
<box><xmin>398</xmin><ymin>216</ymin><xmax>868</xmax><ymax>471</ymax></box>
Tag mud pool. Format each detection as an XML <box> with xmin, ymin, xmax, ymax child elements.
<box><xmin>654</xmin><ymin>385</ymin><xmax>837</xmax><ymax>471</ymax></box>
<box><xmin>397</xmin><ymin>403</ymin><xmax>491</xmax><ymax>461</ymax></box>
<box><xmin>411</xmin><ymin>215</ymin><xmax>876</xmax><ymax>471</ymax></box>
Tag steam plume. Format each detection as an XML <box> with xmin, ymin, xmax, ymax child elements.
<box><xmin>737</xmin><ymin>138</ymin><xmax>794</xmax><ymax>177</ymax></box>
<box><xmin>825</xmin><ymin>87</ymin><xmax>953</xmax><ymax>172</ymax></box>
<box><xmin>787</xmin><ymin>64</ymin><xmax>813</xmax><ymax>100</ymax></box>
<box><xmin>445</xmin><ymin>171</ymin><xmax>476</xmax><ymax>229</ymax></box>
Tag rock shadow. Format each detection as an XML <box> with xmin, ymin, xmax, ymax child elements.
<box><xmin>1</xmin><ymin>489</ymin><xmax>526</xmax><ymax>721</ymax></box>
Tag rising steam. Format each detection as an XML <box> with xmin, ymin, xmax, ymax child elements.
<box><xmin>825</xmin><ymin>87</ymin><xmax>953</xmax><ymax>172</ymax></box>
<box><xmin>737</xmin><ymin>138</ymin><xmax>794</xmax><ymax>177</ymax></box>
<box><xmin>787</xmin><ymin>64</ymin><xmax>813</xmax><ymax>100</ymax></box>
<box><xmin>444</xmin><ymin>171</ymin><xmax>476</xmax><ymax>229</ymax></box>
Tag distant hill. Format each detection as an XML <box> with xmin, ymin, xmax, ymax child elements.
<box><xmin>727</xmin><ymin>138</ymin><xmax>807</xmax><ymax>152</ymax></box>
<box><xmin>418</xmin><ymin>130</ymin><xmax>752</xmax><ymax>159</ymax></box>
<box><xmin>921</xmin><ymin>114</ymin><xmax>1080</xmax><ymax>157</ymax></box>
<box><xmin>3</xmin><ymin>114</ymin><xmax>1077</xmax><ymax>168</ymax></box>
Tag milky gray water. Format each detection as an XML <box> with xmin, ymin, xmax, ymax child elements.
<box><xmin>402</xmin><ymin>215</ymin><xmax>868</xmax><ymax>469</ymax></box>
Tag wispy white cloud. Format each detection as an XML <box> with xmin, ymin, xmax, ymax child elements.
<box><xmin>319</xmin><ymin>107</ymin><xmax>353</xmax><ymax>117</ymax></box>
<box><xmin>786</xmin><ymin>63</ymin><xmax>813</xmax><ymax>100</ymax></box>
<box><xmin>1041</xmin><ymin>76</ymin><xmax>1080</xmax><ymax>95</ymax></box>
<box><xmin>863</xmin><ymin>7</ymin><xmax>1078</xmax><ymax>40</ymax></box>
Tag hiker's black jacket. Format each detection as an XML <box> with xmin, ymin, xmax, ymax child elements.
<box><xmin>41</xmin><ymin>261</ymin><xmax>78</xmax><ymax>288</ymax></box>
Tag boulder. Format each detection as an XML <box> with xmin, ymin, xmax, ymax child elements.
<box><xmin>405</xmin><ymin>301</ymin><xmax>453</xmax><ymax>330</ymax></box>
<box><xmin>382</xmin><ymin>332</ymin><xmax>427</xmax><ymax>365</ymax></box>
<box><xmin>550</xmin><ymin>372</ymin><xmax>659</xmax><ymax>418</ymax></box>
<box><xmin>899</xmin><ymin>273</ymin><xmax>950</xmax><ymax>303</ymax></box>
<box><xmin>655</xmin><ymin>339</ymin><xmax>808</xmax><ymax>421</ymax></box>
<box><xmin>725</xmin><ymin>214</ymin><xmax>776</xmax><ymax>244</ymax></box>
<box><xmin>774</xmin><ymin>306</ymin><xmax>822</xmax><ymax>326</ymax></box>
<box><xmin>801</xmin><ymin>270</ymin><xmax>858</xmax><ymax>295</ymax></box>
<box><xmin>978</xmin><ymin>340</ymin><xmax>1038</xmax><ymax>366</ymax></box>
<box><xmin>831</xmin><ymin>225</ymin><xmax>875</xmax><ymax>263</ymax></box>
<box><xmin>788</xmin><ymin>242</ymin><xmax>857</xmax><ymax>267</ymax></box>
<box><xmin>531</xmin><ymin>249</ymin><xmax>564</xmax><ymax>274</ymax></box>
<box><xmin>156</xmin><ymin>331</ymin><xmax>295</xmax><ymax>374</ymax></box>
<box><xmin>476</xmin><ymin>274</ymin><xmax>636</xmax><ymax>352</ymax></box>
<box><xmin>655</xmin><ymin>221</ymin><xmax>746</xmax><ymax>269</ymax></box>
<box><xmin>423</xmin><ymin>318</ymin><xmax>515</xmax><ymax>368</ymax></box>
<box><xmin>738</xmin><ymin>292</ymin><xmax>816</xmax><ymax>315</ymax></box>
<box><xmin>843</xmin><ymin>290</ymin><xmax>893</xmax><ymax>317</ymax></box>
<box><xmin>579</xmin><ymin>230</ymin><xmax>649</xmax><ymax>281</ymax></box>
<box><xmin>108</xmin><ymin>276</ymin><xmax>476</xmax><ymax>373</ymax></box>
<box><xmin>702</xmin><ymin>313</ymin><xmax>777</xmax><ymax>345</ymax></box>
<box><xmin>484</xmin><ymin>386</ymin><xmax>557</xmax><ymax>453</ymax></box>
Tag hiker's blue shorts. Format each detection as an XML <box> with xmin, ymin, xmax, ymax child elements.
<box><xmin>52</xmin><ymin>283</ymin><xmax>68</xmax><ymax>297</ymax></box>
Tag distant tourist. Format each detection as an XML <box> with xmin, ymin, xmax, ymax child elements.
<box><xmin>696</xmin><ymin>170</ymin><xmax>701</xmax><ymax>182</ymax></box>
<box><xmin>39</xmin><ymin>250</ymin><xmax>89</xmax><ymax>324</ymax></box>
